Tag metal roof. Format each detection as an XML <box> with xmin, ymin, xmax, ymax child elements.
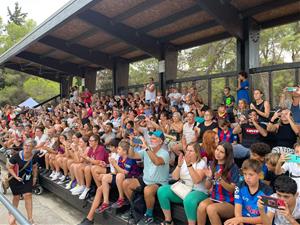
<box><xmin>0</xmin><ymin>0</ymin><xmax>299</xmax><ymax>82</ymax></box>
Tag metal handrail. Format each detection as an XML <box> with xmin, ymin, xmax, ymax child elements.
<box><xmin>0</xmin><ymin>192</ymin><xmax>31</xmax><ymax>225</ymax></box>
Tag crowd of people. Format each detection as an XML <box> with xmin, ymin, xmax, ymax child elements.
<box><xmin>0</xmin><ymin>72</ymin><xmax>299</xmax><ymax>225</ymax></box>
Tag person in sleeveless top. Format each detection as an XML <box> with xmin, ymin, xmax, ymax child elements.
<box><xmin>250</xmin><ymin>89</ymin><xmax>270</xmax><ymax>124</ymax></box>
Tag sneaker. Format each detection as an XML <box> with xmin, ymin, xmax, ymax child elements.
<box><xmin>49</xmin><ymin>171</ymin><xmax>56</xmax><ymax>178</ymax></box>
<box><xmin>78</xmin><ymin>218</ymin><xmax>94</xmax><ymax>225</ymax></box>
<box><xmin>120</xmin><ymin>210</ymin><xmax>132</xmax><ymax>220</ymax></box>
<box><xmin>71</xmin><ymin>179</ymin><xmax>77</xmax><ymax>189</ymax></box>
<box><xmin>51</xmin><ymin>172</ymin><xmax>60</xmax><ymax>181</ymax></box>
<box><xmin>58</xmin><ymin>175</ymin><xmax>66</xmax><ymax>181</ymax></box>
<box><xmin>65</xmin><ymin>180</ymin><xmax>73</xmax><ymax>190</ymax></box>
<box><xmin>70</xmin><ymin>184</ymin><xmax>79</xmax><ymax>193</ymax></box>
<box><xmin>72</xmin><ymin>185</ymin><xmax>85</xmax><ymax>195</ymax></box>
<box><xmin>111</xmin><ymin>198</ymin><xmax>127</xmax><ymax>209</ymax></box>
<box><xmin>137</xmin><ymin>215</ymin><xmax>154</xmax><ymax>225</ymax></box>
<box><xmin>95</xmin><ymin>203</ymin><xmax>110</xmax><ymax>213</ymax></box>
<box><xmin>79</xmin><ymin>187</ymin><xmax>90</xmax><ymax>200</ymax></box>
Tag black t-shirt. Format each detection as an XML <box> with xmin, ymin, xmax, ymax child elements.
<box><xmin>223</xmin><ymin>95</ymin><xmax>235</xmax><ymax>108</ymax></box>
<box><xmin>241</xmin><ymin>123</ymin><xmax>266</xmax><ymax>148</ymax></box>
<box><xmin>198</xmin><ymin>122</ymin><xmax>218</xmax><ymax>142</ymax></box>
<box><xmin>273</xmin><ymin>123</ymin><xmax>298</xmax><ymax>148</ymax></box>
<box><xmin>9</xmin><ymin>151</ymin><xmax>38</xmax><ymax>178</ymax></box>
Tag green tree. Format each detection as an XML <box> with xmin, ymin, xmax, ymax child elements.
<box><xmin>23</xmin><ymin>77</ymin><xmax>59</xmax><ymax>102</ymax></box>
<box><xmin>7</xmin><ymin>2</ymin><xmax>28</xmax><ymax>25</ymax></box>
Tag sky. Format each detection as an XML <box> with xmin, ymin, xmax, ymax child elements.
<box><xmin>0</xmin><ymin>0</ymin><xmax>71</xmax><ymax>25</ymax></box>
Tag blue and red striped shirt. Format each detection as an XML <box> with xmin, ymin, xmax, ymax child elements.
<box><xmin>210</xmin><ymin>163</ymin><xmax>239</xmax><ymax>204</ymax></box>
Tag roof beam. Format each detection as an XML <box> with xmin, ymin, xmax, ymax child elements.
<box><xmin>39</xmin><ymin>35</ymin><xmax>114</xmax><ymax>69</ymax></box>
<box><xmin>91</xmin><ymin>39</ymin><xmax>120</xmax><ymax>51</ymax></box>
<box><xmin>68</xmin><ymin>29</ymin><xmax>98</xmax><ymax>44</ymax></box>
<box><xmin>240</xmin><ymin>0</ymin><xmax>300</xmax><ymax>19</ymax></box>
<box><xmin>160</xmin><ymin>20</ymin><xmax>218</xmax><ymax>42</ymax></box>
<box><xmin>113</xmin><ymin>0</ymin><xmax>163</xmax><ymax>23</ymax></box>
<box><xmin>140</xmin><ymin>6</ymin><xmax>202</xmax><ymax>33</ymax></box>
<box><xmin>175</xmin><ymin>32</ymin><xmax>231</xmax><ymax>50</ymax></box>
<box><xmin>260</xmin><ymin>13</ymin><xmax>300</xmax><ymax>29</ymax></box>
<box><xmin>78</xmin><ymin>10</ymin><xmax>162</xmax><ymax>58</ymax></box>
<box><xmin>196</xmin><ymin>0</ymin><xmax>243</xmax><ymax>39</ymax></box>
<box><xmin>17</xmin><ymin>51</ymin><xmax>85</xmax><ymax>76</ymax></box>
<box><xmin>4</xmin><ymin>63</ymin><xmax>60</xmax><ymax>82</ymax></box>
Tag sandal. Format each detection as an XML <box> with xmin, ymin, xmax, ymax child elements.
<box><xmin>28</xmin><ymin>218</ymin><xmax>36</xmax><ymax>225</ymax></box>
<box><xmin>161</xmin><ymin>220</ymin><xmax>173</xmax><ymax>225</ymax></box>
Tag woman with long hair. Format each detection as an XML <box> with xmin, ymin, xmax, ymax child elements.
<box><xmin>197</xmin><ymin>142</ymin><xmax>239</xmax><ymax>225</ymax></box>
<box><xmin>200</xmin><ymin>130</ymin><xmax>219</xmax><ymax>162</ymax></box>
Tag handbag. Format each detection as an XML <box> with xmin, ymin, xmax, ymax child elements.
<box><xmin>171</xmin><ymin>180</ymin><xmax>192</xmax><ymax>199</ymax></box>
<box><xmin>1</xmin><ymin>155</ymin><xmax>33</xmax><ymax>194</ymax></box>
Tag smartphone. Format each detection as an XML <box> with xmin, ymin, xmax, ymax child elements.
<box><xmin>137</xmin><ymin>115</ymin><xmax>146</xmax><ymax>121</ymax></box>
<box><xmin>286</xmin><ymin>87</ymin><xmax>297</xmax><ymax>92</ymax></box>
<box><xmin>133</xmin><ymin>137</ymin><xmax>143</xmax><ymax>145</ymax></box>
<box><xmin>261</xmin><ymin>196</ymin><xmax>285</xmax><ymax>209</ymax></box>
<box><xmin>286</xmin><ymin>154</ymin><xmax>300</xmax><ymax>163</ymax></box>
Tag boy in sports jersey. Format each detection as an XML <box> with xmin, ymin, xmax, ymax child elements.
<box><xmin>258</xmin><ymin>175</ymin><xmax>300</xmax><ymax>225</ymax></box>
<box><xmin>225</xmin><ymin>159</ymin><xmax>273</xmax><ymax>225</ymax></box>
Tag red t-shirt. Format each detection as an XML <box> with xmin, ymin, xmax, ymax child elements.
<box><xmin>87</xmin><ymin>145</ymin><xmax>109</xmax><ymax>163</ymax></box>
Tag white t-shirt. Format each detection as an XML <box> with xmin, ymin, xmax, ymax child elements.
<box><xmin>268</xmin><ymin>193</ymin><xmax>300</xmax><ymax>225</ymax></box>
<box><xmin>145</xmin><ymin>84</ymin><xmax>156</xmax><ymax>102</ymax></box>
<box><xmin>282</xmin><ymin>162</ymin><xmax>300</xmax><ymax>192</ymax></box>
<box><xmin>110</xmin><ymin>152</ymin><xmax>120</xmax><ymax>174</ymax></box>
<box><xmin>183</xmin><ymin>122</ymin><xmax>196</xmax><ymax>145</ymax></box>
<box><xmin>168</xmin><ymin>92</ymin><xmax>182</xmax><ymax>106</ymax></box>
<box><xmin>35</xmin><ymin>134</ymin><xmax>48</xmax><ymax>146</ymax></box>
<box><xmin>180</xmin><ymin>159</ymin><xmax>207</xmax><ymax>193</ymax></box>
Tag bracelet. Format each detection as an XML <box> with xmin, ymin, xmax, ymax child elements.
<box><xmin>177</xmin><ymin>165</ymin><xmax>182</xmax><ymax>168</ymax></box>
<box><xmin>187</xmin><ymin>164</ymin><xmax>192</xmax><ymax>167</ymax></box>
<box><xmin>269</xmin><ymin>120</ymin><xmax>274</xmax><ymax>124</ymax></box>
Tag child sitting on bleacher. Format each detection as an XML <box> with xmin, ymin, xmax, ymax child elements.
<box><xmin>258</xmin><ymin>175</ymin><xmax>300</xmax><ymax>225</ymax></box>
<box><xmin>197</xmin><ymin>142</ymin><xmax>239</xmax><ymax>225</ymax></box>
<box><xmin>249</xmin><ymin>143</ymin><xmax>271</xmax><ymax>181</ymax></box>
<box><xmin>78</xmin><ymin>139</ymin><xmax>141</xmax><ymax>225</ymax></box>
<box><xmin>224</xmin><ymin>159</ymin><xmax>273</xmax><ymax>225</ymax></box>
<box><xmin>275</xmin><ymin>143</ymin><xmax>300</xmax><ymax>193</ymax></box>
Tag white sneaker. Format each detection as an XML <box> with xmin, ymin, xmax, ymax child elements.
<box><xmin>65</xmin><ymin>180</ymin><xmax>73</xmax><ymax>190</ymax></box>
<box><xmin>72</xmin><ymin>185</ymin><xmax>85</xmax><ymax>196</ymax></box>
<box><xmin>70</xmin><ymin>184</ymin><xmax>79</xmax><ymax>193</ymax></box>
<box><xmin>49</xmin><ymin>171</ymin><xmax>56</xmax><ymax>178</ymax></box>
<box><xmin>51</xmin><ymin>172</ymin><xmax>60</xmax><ymax>181</ymax></box>
<box><xmin>79</xmin><ymin>187</ymin><xmax>90</xmax><ymax>200</ymax></box>
<box><xmin>58</xmin><ymin>175</ymin><xmax>66</xmax><ymax>181</ymax></box>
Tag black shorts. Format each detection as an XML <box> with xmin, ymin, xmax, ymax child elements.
<box><xmin>137</xmin><ymin>176</ymin><xmax>161</xmax><ymax>190</ymax></box>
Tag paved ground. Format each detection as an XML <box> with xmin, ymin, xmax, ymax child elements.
<box><xmin>0</xmin><ymin>163</ymin><xmax>87</xmax><ymax>225</ymax></box>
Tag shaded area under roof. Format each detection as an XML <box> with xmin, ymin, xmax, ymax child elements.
<box><xmin>0</xmin><ymin>0</ymin><xmax>299</xmax><ymax>82</ymax></box>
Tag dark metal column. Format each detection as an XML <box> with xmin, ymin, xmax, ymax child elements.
<box><xmin>112</xmin><ymin>60</ymin><xmax>129</xmax><ymax>95</ymax></box>
<box><xmin>60</xmin><ymin>76</ymin><xmax>72</xmax><ymax>98</ymax></box>
<box><xmin>236</xmin><ymin>18</ymin><xmax>260</xmax><ymax>97</ymax></box>
<box><xmin>159</xmin><ymin>45</ymin><xmax>178</xmax><ymax>96</ymax></box>
<box><xmin>84</xmin><ymin>69</ymin><xmax>97</xmax><ymax>93</ymax></box>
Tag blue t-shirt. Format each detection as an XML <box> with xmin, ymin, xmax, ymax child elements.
<box><xmin>118</xmin><ymin>157</ymin><xmax>141</xmax><ymax>178</ymax></box>
<box><xmin>138</xmin><ymin>148</ymin><xmax>169</xmax><ymax>185</ymax></box>
<box><xmin>235</xmin><ymin>181</ymin><xmax>273</xmax><ymax>218</ymax></box>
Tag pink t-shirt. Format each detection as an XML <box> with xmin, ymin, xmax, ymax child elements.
<box><xmin>87</xmin><ymin>145</ymin><xmax>108</xmax><ymax>164</ymax></box>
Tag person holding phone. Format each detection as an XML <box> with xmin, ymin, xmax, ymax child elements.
<box><xmin>267</xmin><ymin>108</ymin><xmax>299</xmax><ymax>151</ymax></box>
<box><xmin>275</xmin><ymin>143</ymin><xmax>300</xmax><ymax>192</ymax></box>
<box><xmin>7</xmin><ymin>138</ymin><xmax>38</xmax><ymax>225</ymax></box>
<box><xmin>257</xmin><ymin>175</ymin><xmax>300</xmax><ymax>225</ymax></box>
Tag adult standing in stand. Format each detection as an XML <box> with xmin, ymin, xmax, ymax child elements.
<box><xmin>7</xmin><ymin>138</ymin><xmax>38</xmax><ymax>225</ymax></box>
<box><xmin>144</xmin><ymin>77</ymin><xmax>156</xmax><ymax>103</ymax></box>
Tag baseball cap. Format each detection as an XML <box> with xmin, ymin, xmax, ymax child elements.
<box><xmin>149</xmin><ymin>130</ymin><xmax>165</xmax><ymax>140</ymax></box>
